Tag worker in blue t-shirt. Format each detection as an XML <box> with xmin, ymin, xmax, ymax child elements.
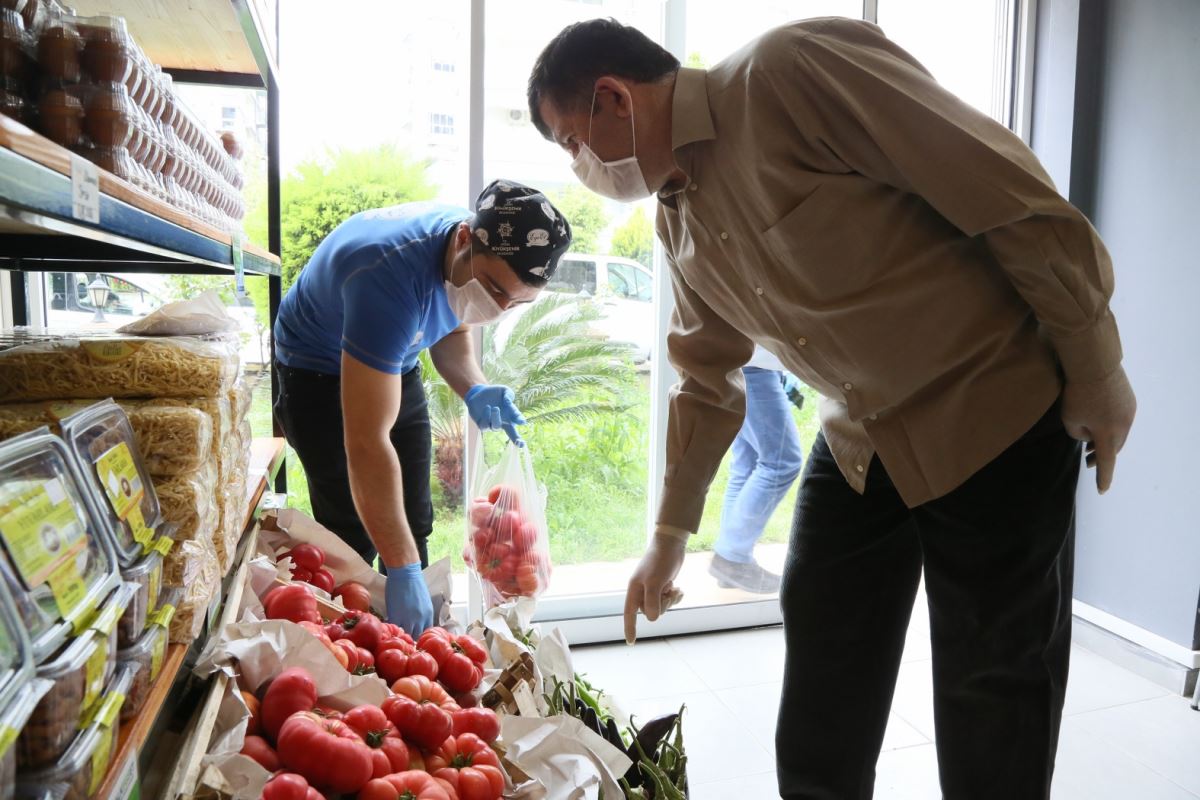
<box><xmin>273</xmin><ymin>180</ymin><xmax>572</xmax><ymax>635</ymax></box>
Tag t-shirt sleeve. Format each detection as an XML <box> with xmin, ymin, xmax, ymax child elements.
<box><xmin>339</xmin><ymin>246</ymin><xmax>422</xmax><ymax>375</ymax></box>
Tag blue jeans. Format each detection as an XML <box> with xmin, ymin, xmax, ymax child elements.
<box><xmin>716</xmin><ymin>367</ymin><xmax>804</xmax><ymax>563</ymax></box>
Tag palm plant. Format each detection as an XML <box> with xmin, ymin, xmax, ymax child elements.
<box><xmin>421</xmin><ymin>294</ymin><xmax>636</xmax><ymax>507</ymax></box>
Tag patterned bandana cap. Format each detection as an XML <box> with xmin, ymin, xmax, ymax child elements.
<box><xmin>472</xmin><ymin>179</ymin><xmax>573</xmax><ymax>282</ymax></box>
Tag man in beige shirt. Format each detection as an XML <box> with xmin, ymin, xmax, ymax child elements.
<box><xmin>529</xmin><ymin>16</ymin><xmax>1136</xmax><ymax>800</ymax></box>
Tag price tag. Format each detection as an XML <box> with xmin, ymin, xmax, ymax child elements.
<box><xmin>147</xmin><ymin>602</ymin><xmax>175</xmax><ymax>630</ymax></box>
<box><xmin>151</xmin><ymin>536</ymin><xmax>173</xmax><ymax>557</ymax></box>
<box><xmin>71</xmin><ymin>154</ymin><xmax>100</xmax><ymax>224</ymax></box>
<box><xmin>90</xmin><ymin>724</ymin><xmax>116</xmax><ymax>795</ymax></box>
<box><xmin>47</xmin><ymin>556</ymin><xmax>92</xmax><ymax>627</ymax></box>
<box><xmin>512</xmin><ymin>681</ymin><xmax>539</xmax><ymax>717</ymax></box>
<box><xmin>82</xmin><ymin>636</ymin><xmax>108</xmax><ymax>713</ymax></box>
<box><xmin>0</xmin><ymin>479</ymin><xmax>86</xmax><ymax>590</ymax></box>
<box><xmin>0</xmin><ymin>724</ymin><xmax>17</xmax><ymax>758</ymax></box>
<box><xmin>95</xmin><ymin>443</ymin><xmax>145</xmax><ymax>522</ymax></box>
<box><xmin>146</xmin><ymin>560</ymin><xmax>162</xmax><ymax>614</ymax></box>
<box><xmin>90</xmin><ymin>597</ymin><xmax>122</xmax><ymax>636</ymax></box>
<box><xmin>128</xmin><ymin>507</ymin><xmax>154</xmax><ymax>550</ymax></box>
<box><xmin>150</xmin><ymin>631</ymin><xmax>166</xmax><ymax>679</ymax></box>
<box><xmin>106</xmin><ymin>752</ymin><xmax>139</xmax><ymax>800</ymax></box>
<box><xmin>232</xmin><ymin>230</ymin><xmax>245</xmax><ymax>295</ymax></box>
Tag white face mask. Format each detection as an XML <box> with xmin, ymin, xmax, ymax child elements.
<box><xmin>570</xmin><ymin>88</ymin><xmax>651</xmax><ymax>203</ymax></box>
<box><xmin>445</xmin><ymin>248</ymin><xmax>509</xmax><ymax>325</ymax></box>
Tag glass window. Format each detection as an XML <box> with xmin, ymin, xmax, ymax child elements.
<box><xmin>684</xmin><ymin>0</ymin><xmax>863</xmax><ymax>67</ymax></box>
<box><xmin>632</xmin><ymin>266</ymin><xmax>653</xmax><ymax>302</ymax></box>
<box><xmin>606</xmin><ymin>262</ymin><xmax>637</xmax><ymax>298</ymax></box>
<box><xmin>547</xmin><ymin>259</ymin><xmax>597</xmax><ymax>296</ymax></box>
<box><xmin>876</xmin><ymin>0</ymin><xmax>1016</xmax><ymax>124</ymax></box>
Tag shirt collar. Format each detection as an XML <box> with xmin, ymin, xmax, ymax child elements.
<box><xmin>659</xmin><ymin>68</ymin><xmax>715</xmax><ymax>201</ymax></box>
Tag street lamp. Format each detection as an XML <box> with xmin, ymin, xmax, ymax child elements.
<box><xmin>87</xmin><ymin>276</ymin><xmax>109</xmax><ymax>323</ymax></box>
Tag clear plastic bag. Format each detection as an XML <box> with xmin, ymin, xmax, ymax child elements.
<box><xmin>464</xmin><ymin>443</ymin><xmax>552</xmax><ymax>607</ymax></box>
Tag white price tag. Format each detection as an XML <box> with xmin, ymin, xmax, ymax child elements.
<box><xmin>512</xmin><ymin>680</ymin><xmax>539</xmax><ymax>717</ymax></box>
<box><xmin>105</xmin><ymin>752</ymin><xmax>138</xmax><ymax>800</ymax></box>
<box><xmin>70</xmin><ymin>155</ymin><xmax>100</xmax><ymax>224</ymax></box>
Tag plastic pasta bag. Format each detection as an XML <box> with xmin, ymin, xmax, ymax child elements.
<box><xmin>464</xmin><ymin>443</ymin><xmax>552</xmax><ymax>607</ymax></box>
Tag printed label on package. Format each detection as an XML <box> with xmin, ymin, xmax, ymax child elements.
<box><xmin>95</xmin><ymin>443</ymin><xmax>145</xmax><ymax>521</ymax></box>
<box><xmin>0</xmin><ymin>479</ymin><xmax>86</xmax><ymax>590</ymax></box>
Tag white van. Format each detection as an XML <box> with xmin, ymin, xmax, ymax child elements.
<box><xmin>544</xmin><ymin>253</ymin><xmax>655</xmax><ymax>363</ymax></box>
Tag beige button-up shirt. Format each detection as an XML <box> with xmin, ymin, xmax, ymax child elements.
<box><xmin>655</xmin><ymin>17</ymin><xmax>1122</xmax><ymax>533</ymax></box>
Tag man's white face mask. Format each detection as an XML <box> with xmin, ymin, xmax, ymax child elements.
<box><xmin>445</xmin><ymin>245</ymin><xmax>509</xmax><ymax>326</ymax></box>
<box><xmin>570</xmin><ymin>87</ymin><xmax>652</xmax><ymax>203</ymax></box>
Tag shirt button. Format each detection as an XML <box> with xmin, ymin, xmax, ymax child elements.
<box><xmin>843</xmin><ymin>382</ymin><xmax>853</xmax><ymax>391</ymax></box>
<box><xmin>720</xmin><ymin>232</ymin><xmax>729</xmax><ymax>240</ymax></box>
<box><xmin>797</xmin><ymin>337</ymin><xmax>808</xmax><ymax>346</ymax></box>
<box><xmin>689</xmin><ymin>183</ymin><xmax>698</xmax><ymax>191</ymax></box>
<box><xmin>855</xmin><ymin>464</ymin><xmax>865</xmax><ymax>473</ymax></box>
<box><xmin>755</xmin><ymin>287</ymin><xmax>764</xmax><ymax>295</ymax></box>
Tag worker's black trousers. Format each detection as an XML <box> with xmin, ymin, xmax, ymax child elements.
<box><xmin>777</xmin><ymin>400</ymin><xmax>1080</xmax><ymax>800</ymax></box>
<box><xmin>273</xmin><ymin>360</ymin><xmax>433</xmax><ymax>570</ymax></box>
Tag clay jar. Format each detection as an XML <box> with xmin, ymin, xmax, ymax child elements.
<box><xmin>79</xmin><ymin>15</ymin><xmax>133</xmax><ymax>84</ymax></box>
<box><xmin>37</xmin><ymin>86</ymin><xmax>82</xmax><ymax>146</ymax></box>
<box><xmin>84</xmin><ymin>81</ymin><xmax>133</xmax><ymax>147</ymax></box>
<box><xmin>37</xmin><ymin>20</ymin><xmax>81</xmax><ymax>83</ymax></box>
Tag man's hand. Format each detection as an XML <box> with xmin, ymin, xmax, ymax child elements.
<box><xmin>385</xmin><ymin>563</ymin><xmax>435</xmax><ymax>636</ymax></box>
<box><xmin>465</xmin><ymin>384</ymin><xmax>526</xmax><ymax>445</ymax></box>
<box><xmin>624</xmin><ymin>528</ymin><xmax>689</xmax><ymax>644</ymax></box>
<box><xmin>1061</xmin><ymin>364</ymin><xmax>1136</xmax><ymax>494</ymax></box>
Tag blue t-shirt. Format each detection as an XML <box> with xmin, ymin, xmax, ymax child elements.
<box><xmin>274</xmin><ymin>203</ymin><xmax>469</xmax><ymax>375</ymax></box>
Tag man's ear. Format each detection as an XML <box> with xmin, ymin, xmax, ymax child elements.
<box><xmin>594</xmin><ymin>76</ymin><xmax>634</xmax><ymax>119</ymax></box>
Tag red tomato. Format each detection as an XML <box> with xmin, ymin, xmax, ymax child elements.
<box><xmin>343</xmin><ymin>705</ymin><xmax>411</xmax><ymax>777</ymax></box>
<box><xmin>356</xmin><ymin>647</ymin><xmax>375</xmax><ymax>670</ymax></box>
<box><xmin>432</xmin><ymin>764</ymin><xmax>504</xmax><ymax>800</ymax></box>
<box><xmin>451</xmin><ymin>707</ymin><xmax>501</xmax><ymax>743</ymax></box>
<box><xmin>240</xmin><ymin>734</ymin><xmax>280</xmax><ymax>771</ymax></box>
<box><xmin>376</xmin><ymin>634</ymin><xmax>416</xmax><ymax>655</ymax></box>
<box><xmin>331</xmin><ymin>639</ymin><xmax>359</xmax><ymax>671</ymax></box>
<box><xmin>261</xmin><ymin>667</ymin><xmax>317</xmax><ymax>742</ymax></box>
<box><xmin>468</xmin><ymin>500</ymin><xmax>495</xmax><ymax>530</ymax></box>
<box><xmin>241</xmin><ymin>690</ymin><xmax>261</xmax><ymax>736</ymax></box>
<box><xmin>291</xmin><ymin>567</ymin><xmax>313</xmax><ymax>584</ymax></box>
<box><xmin>261</xmin><ymin>773</ymin><xmax>311</xmax><ymax>800</ymax></box>
<box><xmin>263</xmin><ymin>584</ymin><xmax>320</xmax><ymax>625</ymax></box>
<box><xmin>471</xmin><ymin>527</ymin><xmax>493</xmax><ymax>555</ymax></box>
<box><xmin>376</xmin><ymin>648</ymin><xmax>438</xmax><ymax>684</ymax></box>
<box><xmin>312</xmin><ymin>704</ymin><xmax>343</xmax><ymax>721</ymax></box>
<box><xmin>310</xmin><ymin>568</ymin><xmax>336</xmax><ymax>594</ymax></box>
<box><xmin>382</xmin><ymin>694</ymin><xmax>454</xmax><ymax>752</ymax></box>
<box><xmin>512</xmin><ymin>521</ymin><xmax>539</xmax><ymax>554</ymax></box>
<box><xmin>304</xmin><ymin>790</ymin><xmax>324</xmax><ymax>800</ymax></box>
<box><xmin>486</xmin><ymin>484</ymin><xmax>521</xmax><ymax>511</ymax></box>
<box><xmin>333</xmin><ymin>581</ymin><xmax>372</xmax><ymax>613</ymax></box>
<box><xmin>276</xmin><ymin>712</ymin><xmax>375</xmax><ymax>794</ymax></box>
<box><xmin>326</xmin><ymin>610</ymin><xmax>384</xmax><ymax>653</ymax></box>
<box><xmin>288</xmin><ymin>543</ymin><xmax>325</xmax><ymax>572</ymax></box>
<box><xmin>516</xmin><ymin>563</ymin><xmax>540</xmax><ymax>595</ymax></box>
<box><xmin>493</xmin><ymin>510</ymin><xmax>521</xmax><ymax>544</ymax></box>
<box><xmin>418</xmin><ymin>629</ymin><xmax>487</xmax><ymax>694</ymax></box>
<box><xmin>358</xmin><ymin>772</ymin><xmax>450</xmax><ymax>800</ymax></box>
<box><xmin>390</xmin><ymin>674</ymin><xmax>458</xmax><ymax>710</ymax></box>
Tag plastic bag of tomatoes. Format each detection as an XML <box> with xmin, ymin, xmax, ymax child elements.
<box><xmin>463</xmin><ymin>442</ymin><xmax>552</xmax><ymax>607</ymax></box>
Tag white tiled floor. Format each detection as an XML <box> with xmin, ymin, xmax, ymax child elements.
<box><xmin>571</xmin><ymin>587</ymin><xmax>1200</xmax><ymax>799</ymax></box>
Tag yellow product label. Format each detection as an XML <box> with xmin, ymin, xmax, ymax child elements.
<box><xmin>81</xmin><ymin>340</ymin><xmax>142</xmax><ymax>363</ymax></box>
<box><xmin>0</xmin><ymin>724</ymin><xmax>17</xmax><ymax>758</ymax></box>
<box><xmin>90</xmin><ymin>599</ymin><xmax>122</xmax><ymax>637</ymax></box>
<box><xmin>151</xmin><ymin>536</ymin><xmax>173</xmax><ymax>557</ymax></box>
<box><xmin>146</xmin><ymin>560</ymin><xmax>162</xmax><ymax>614</ymax></box>
<box><xmin>97</xmin><ymin>691</ymin><xmax>123</xmax><ymax>727</ymax></box>
<box><xmin>95</xmin><ymin>443</ymin><xmax>145</xmax><ymax>522</ymax></box>
<box><xmin>150</xmin><ymin>632</ymin><xmax>166</xmax><ymax>680</ymax></box>
<box><xmin>89</xmin><ymin>724</ymin><xmax>115</xmax><ymax>794</ymax></box>
<box><xmin>82</xmin><ymin>636</ymin><xmax>108</xmax><ymax>713</ymax></box>
<box><xmin>128</xmin><ymin>507</ymin><xmax>154</xmax><ymax>549</ymax></box>
<box><xmin>0</xmin><ymin>480</ymin><xmax>86</xmax><ymax>589</ymax></box>
<box><xmin>47</xmin><ymin>556</ymin><xmax>94</xmax><ymax>629</ymax></box>
<box><xmin>147</xmin><ymin>603</ymin><xmax>175</xmax><ymax>630</ymax></box>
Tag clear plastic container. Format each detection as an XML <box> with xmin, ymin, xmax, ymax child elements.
<box><xmin>0</xmin><ymin>431</ymin><xmax>119</xmax><ymax>663</ymax></box>
<box><xmin>0</xmin><ymin>569</ymin><xmax>33</xmax><ymax>712</ymax></box>
<box><xmin>116</xmin><ymin>550</ymin><xmax>159</xmax><ymax>648</ymax></box>
<box><xmin>18</xmin><ymin>632</ymin><xmax>99</xmax><ymax>769</ymax></box>
<box><xmin>77</xmin><ymin>15</ymin><xmax>131</xmax><ymax>84</ymax></box>
<box><xmin>115</xmin><ymin>610</ymin><xmax>168</xmax><ymax>721</ymax></box>
<box><xmin>60</xmin><ymin>401</ymin><xmax>162</xmax><ymax>568</ymax></box>
<box><xmin>16</xmin><ymin>661</ymin><xmax>135</xmax><ymax>800</ymax></box>
<box><xmin>0</xmin><ymin>677</ymin><xmax>53</xmax><ymax>800</ymax></box>
<box><xmin>35</xmin><ymin>17</ymin><xmax>81</xmax><ymax>84</ymax></box>
<box><xmin>36</xmin><ymin>87</ymin><xmax>83</xmax><ymax>148</ymax></box>
<box><xmin>0</xmin><ymin>8</ymin><xmax>26</xmax><ymax>82</ymax></box>
<box><xmin>82</xmin><ymin>81</ymin><xmax>132</xmax><ymax>148</ymax></box>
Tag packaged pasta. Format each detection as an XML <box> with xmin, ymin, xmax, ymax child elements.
<box><xmin>152</xmin><ymin>462</ymin><xmax>217</xmax><ymax>542</ymax></box>
<box><xmin>0</xmin><ymin>403</ymin><xmax>215</xmax><ymax>479</ymax></box>
<box><xmin>0</xmin><ymin>332</ymin><xmax>239</xmax><ymax>403</ymax></box>
<box><xmin>60</xmin><ymin>401</ymin><xmax>163</xmax><ymax>567</ymax></box>
<box><xmin>228</xmin><ymin>376</ymin><xmax>254</xmax><ymax>426</ymax></box>
<box><xmin>0</xmin><ymin>431</ymin><xmax>119</xmax><ymax>663</ymax></box>
<box><xmin>169</xmin><ymin>552</ymin><xmax>215</xmax><ymax>644</ymax></box>
<box><xmin>162</xmin><ymin>538</ymin><xmax>216</xmax><ymax>588</ymax></box>
<box><xmin>15</xmin><ymin>661</ymin><xmax>135</xmax><ymax>800</ymax></box>
<box><xmin>124</xmin><ymin>395</ymin><xmax>230</xmax><ymax>460</ymax></box>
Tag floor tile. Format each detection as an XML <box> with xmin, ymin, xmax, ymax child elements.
<box><xmin>715</xmin><ymin>682</ymin><xmax>781</xmax><ymax>753</ymax></box>
<box><xmin>1067</xmin><ymin>695</ymin><xmax>1200</xmax><ymax>795</ymax></box>
<box><xmin>890</xmin><ymin>658</ymin><xmax>937</xmax><ymax>742</ymax></box>
<box><xmin>1053</xmin><ymin>717</ymin><xmax>1199</xmax><ymax>799</ymax></box>
<box><xmin>881</xmin><ymin>714</ymin><xmax>930</xmax><ymax>752</ymax></box>
<box><xmin>1063</xmin><ymin>644</ymin><xmax>1170</xmax><ymax>716</ymax></box>
<box><xmin>690</xmin><ymin>770</ymin><xmax>779</xmax><ymax>800</ymax></box>
<box><xmin>624</xmin><ymin>690</ymin><xmax>776</xmax><ymax>787</ymax></box>
<box><xmin>874</xmin><ymin>743</ymin><xmax>942</xmax><ymax>799</ymax></box>
<box><xmin>667</xmin><ymin>626</ymin><xmax>786</xmax><ymax>690</ymax></box>
<box><xmin>572</xmin><ymin>639</ymin><xmax>709</xmax><ymax>701</ymax></box>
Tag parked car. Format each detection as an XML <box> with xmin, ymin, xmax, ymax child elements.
<box><xmin>542</xmin><ymin>253</ymin><xmax>655</xmax><ymax>363</ymax></box>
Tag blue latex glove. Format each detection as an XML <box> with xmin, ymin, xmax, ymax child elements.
<box><xmin>465</xmin><ymin>384</ymin><xmax>526</xmax><ymax>446</ymax></box>
<box><xmin>385</xmin><ymin>564</ymin><xmax>434</xmax><ymax>637</ymax></box>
